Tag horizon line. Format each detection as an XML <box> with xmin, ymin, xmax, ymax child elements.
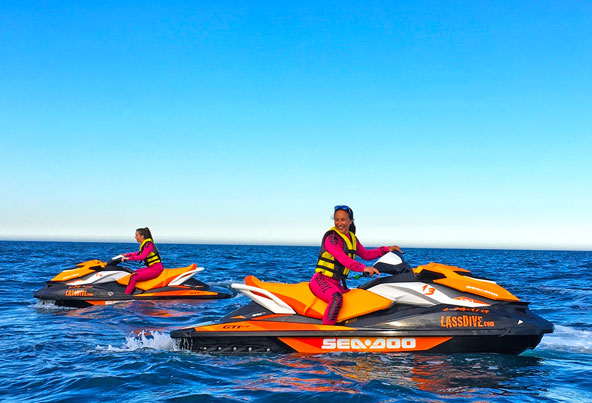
<box><xmin>0</xmin><ymin>237</ymin><xmax>590</xmax><ymax>253</ymax></box>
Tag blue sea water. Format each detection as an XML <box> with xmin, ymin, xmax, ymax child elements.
<box><xmin>1</xmin><ymin>240</ymin><xmax>591</xmax><ymax>402</ymax></box>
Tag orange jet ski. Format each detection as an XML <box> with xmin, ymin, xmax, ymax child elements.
<box><xmin>34</xmin><ymin>257</ymin><xmax>232</xmax><ymax>307</ymax></box>
<box><xmin>171</xmin><ymin>252</ymin><xmax>553</xmax><ymax>355</ymax></box>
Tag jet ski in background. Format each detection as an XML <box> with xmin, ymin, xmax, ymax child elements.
<box><xmin>34</xmin><ymin>256</ymin><xmax>232</xmax><ymax>308</ymax></box>
<box><xmin>171</xmin><ymin>252</ymin><xmax>553</xmax><ymax>355</ymax></box>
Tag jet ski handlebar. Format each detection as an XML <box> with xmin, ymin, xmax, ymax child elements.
<box><xmin>372</xmin><ymin>251</ymin><xmax>413</xmax><ymax>276</ymax></box>
<box><xmin>107</xmin><ymin>255</ymin><xmax>125</xmax><ymax>266</ymax></box>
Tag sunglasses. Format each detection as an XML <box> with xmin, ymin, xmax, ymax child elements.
<box><xmin>334</xmin><ymin>205</ymin><xmax>350</xmax><ymax>211</ymax></box>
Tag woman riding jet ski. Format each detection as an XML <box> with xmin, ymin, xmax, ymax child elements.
<box><xmin>35</xmin><ymin>227</ymin><xmax>232</xmax><ymax>307</ymax></box>
<box><xmin>310</xmin><ymin>205</ymin><xmax>401</xmax><ymax>325</ymax></box>
<box><xmin>170</xmin><ymin>252</ymin><xmax>553</xmax><ymax>355</ymax></box>
<box><xmin>120</xmin><ymin>227</ymin><xmax>166</xmax><ymax>295</ymax></box>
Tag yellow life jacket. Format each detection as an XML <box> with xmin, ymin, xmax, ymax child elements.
<box><xmin>315</xmin><ymin>227</ymin><xmax>357</xmax><ymax>281</ymax></box>
<box><xmin>139</xmin><ymin>238</ymin><xmax>162</xmax><ymax>267</ymax></box>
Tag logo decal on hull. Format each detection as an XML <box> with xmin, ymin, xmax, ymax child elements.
<box><xmin>65</xmin><ymin>289</ymin><xmax>93</xmax><ymax>297</ymax></box>
<box><xmin>421</xmin><ymin>285</ymin><xmax>435</xmax><ymax>295</ymax></box>
<box><xmin>222</xmin><ymin>325</ymin><xmax>249</xmax><ymax>329</ymax></box>
<box><xmin>466</xmin><ymin>285</ymin><xmax>498</xmax><ymax>297</ymax></box>
<box><xmin>278</xmin><ymin>336</ymin><xmax>452</xmax><ymax>353</ymax></box>
<box><xmin>321</xmin><ymin>337</ymin><xmax>417</xmax><ymax>350</ymax></box>
<box><xmin>440</xmin><ymin>315</ymin><xmax>495</xmax><ymax>328</ymax></box>
<box><xmin>443</xmin><ymin>307</ymin><xmax>489</xmax><ymax>314</ymax></box>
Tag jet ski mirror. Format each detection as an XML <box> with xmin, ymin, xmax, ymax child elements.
<box><xmin>373</xmin><ymin>251</ymin><xmax>413</xmax><ymax>275</ymax></box>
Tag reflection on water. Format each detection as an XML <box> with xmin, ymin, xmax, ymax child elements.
<box><xmin>232</xmin><ymin>377</ymin><xmax>357</xmax><ymax>395</ymax></box>
<box><xmin>336</xmin><ymin>353</ymin><xmax>549</xmax><ymax>398</ymax></box>
<box><xmin>116</xmin><ymin>300</ymin><xmax>213</xmax><ymax>318</ymax></box>
<box><xmin>232</xmin><ymin>355</ymin><xmax>358</xmax><ymax>394</ymax></box>
<box><xmin>223</xmin><ymin>353</ymin><xmax>551</xmax><ymax>398</ymax></box>
<box><xmin>33</xmin><ymin>298</ymin><xmax>217</xmax><ymax>321</ymax></box>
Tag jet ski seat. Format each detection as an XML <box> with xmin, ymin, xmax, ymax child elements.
<box><xmin>117</xmin><ymin>264</ymin><xmax>198</xmax><ymax>291</ymax></box>
<box><xmin>244</xmin><ymin>275</ymin><xmax>393</xmax><ymax>322</ymax></box>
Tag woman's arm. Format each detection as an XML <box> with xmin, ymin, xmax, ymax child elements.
<box><xmin>324</xmin><ymin>234</ymin><xmax>366</xmax><ymax>272</ymax></box>
<box><xmin>125</xmin><ymin>242</ymin><xmax>154</xmax><ymax>262</ymax></box>
<box><xmin>355</xmin><ymin>240</ymin><xmax>390</xmax><ymax>261</ymax></box>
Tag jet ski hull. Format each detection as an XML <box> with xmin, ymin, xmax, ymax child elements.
<box><xmin>172</xmin><ymin>332</ymin><xmax>546</xmax><ymax>355</ymax></box>
<box><xmin>170</xmin><ymin>301</ymin><xmax>553</xmax><ymax>355</ymax></box>
<box><xmin>34</xmin><ymin>281</ymin><xmax>232</xmax><ymax>308</ymax></box>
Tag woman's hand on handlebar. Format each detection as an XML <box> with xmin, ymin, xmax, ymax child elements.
<box><xmin>389</xmin><ymin>245</ymin><xmax>402</xmax><ymax>254</ymax></box>
<box><xmin>363</xmin><ymin>266</ymin><xmax>380</xmax><ymax>277</ymax></box>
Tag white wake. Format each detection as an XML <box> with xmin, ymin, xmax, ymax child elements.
<box><xmin>539</xmin><ymin>325</ymin><xmax>592</xmax><ymax>353</ymax></box>
<box><xmin>97</xmin><ymin>330</ymin><xmax>178</xmax><ymax>352</ymax></box>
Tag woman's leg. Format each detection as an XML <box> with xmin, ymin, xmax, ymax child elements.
<box><xmin>125</xmin><ymin>264</ymin><xmax>164</xmax><ymax>294</ymax></box>
<box><xmin>309</xmin><ymin>273</ymin><xmax>344</xmax><ymax>325</ymax></box>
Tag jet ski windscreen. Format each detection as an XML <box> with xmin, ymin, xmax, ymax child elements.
<box><xmin>373</xmin><ymin>252</ymin><xmax>413</xmax><ymax>275</ymax></box>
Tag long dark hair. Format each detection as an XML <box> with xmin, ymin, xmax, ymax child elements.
<box><xmin>136</xmin><ymin>227</ymin><xmax>154</xmax><ymax>242</ymax></box>
<box><xmin>347</xmin><ymin>208</ymin><xmax>356</xmax><ymax>234</ymax></box>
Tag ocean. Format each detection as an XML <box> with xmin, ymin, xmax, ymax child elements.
<box><xmin>1</xmin><ymin>241</ymin><xmax>591</xmax><ymax>402</ymax></box>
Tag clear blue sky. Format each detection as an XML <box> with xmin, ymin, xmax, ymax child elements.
<box><xmin>1</xmin><ymin>1</ymin><xmax>591</xmax><ymax>250</ymax></box>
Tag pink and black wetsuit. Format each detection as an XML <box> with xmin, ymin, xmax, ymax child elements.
<box><xmin>123</xmin><ymin>241</ymin><xmax>164</xmax><ymax>295</ymax></box>
<box><xmin>309</xmin><ymin>232</ymin><xmax>389</xmax><ymax>325</ymax></box>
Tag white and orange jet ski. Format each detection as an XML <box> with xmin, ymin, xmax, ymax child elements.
<box><xmin>34</xmin><ymin>257</ymin><xmax>232</xmax><ymax>307</ymax></box>
<box><xmin>170</xmin><ymin>252</ymin><xmax>553</xmax><ymax>355</ymax></box>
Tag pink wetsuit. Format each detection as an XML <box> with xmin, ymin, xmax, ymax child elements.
<box><xmin>123</xmin><ymin>242</ymin><xmax>164</xmax><ymax>295</ymax></box>
<box><xmin>309</xmin><ymin>232</ymin><xmax>389</xmax><ymax>325</ymax></box>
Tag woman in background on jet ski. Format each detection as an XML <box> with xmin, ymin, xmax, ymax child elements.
<box><xmin>120</xmin><ymin>227</ymin><xmax>164</xmax><ymax>294</ymax></box>
<box><xmin>310</xmin><ymin>206</ymin><xmax>402</xmax><ymax>325</ymax></box>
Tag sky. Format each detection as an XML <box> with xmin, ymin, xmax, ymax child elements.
<box><xmin>1</xmin><ymin>1</ymin><xmax>591</xmax><ymax>250</ymax></box>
